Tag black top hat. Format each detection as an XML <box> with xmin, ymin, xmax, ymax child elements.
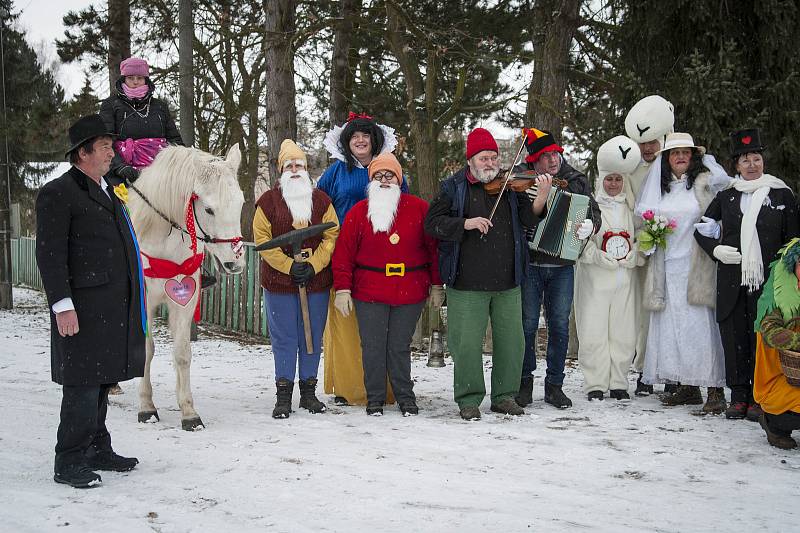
<box><xmin>729</xmin><ymin>128</ymin><xmax>765</xmax><ymax>159</ymax></box>
<box><xmin>65</xmin><ymin>114</ymin><xmax>116</xmax><ymax>157</ymax></box>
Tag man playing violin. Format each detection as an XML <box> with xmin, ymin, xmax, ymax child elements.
<box><xmin>424</xmin><ymin>128</ymin><xmax>546</xmax><ymax>420</ymax></box>
<box><xmin>514</xmin><ymin>128</ymin><xmax>601</xmax><ymax>410</ymax></box>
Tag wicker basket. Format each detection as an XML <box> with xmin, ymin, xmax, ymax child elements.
<box><xmin>778</xmin><ymin>349</ymin><xmax>800</xmax><ymax>387</ymax></box>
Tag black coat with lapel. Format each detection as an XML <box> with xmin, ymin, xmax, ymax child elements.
<box><xmin>694</xmin><ymin>186</ymin><xmax>799</xmax><ymax>322</ymax></box>
<box><xmin>35</xmin><ymin>166</ymin><xmax>146</xmax><ymax>386</ymax></box>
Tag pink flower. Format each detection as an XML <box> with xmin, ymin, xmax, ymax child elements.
<box><xmin>642</xmin><ymin>210</ymin><xmax>654</xmax><ymax>221</ymax></box>
<box><xmin>667</xmin><ymin>218</ymin><xmax>677</xmax><ymax>229</ymax></box>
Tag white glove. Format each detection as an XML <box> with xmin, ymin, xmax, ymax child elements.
<box><xmin>641</xmin><ymin>246</ymin><xmax>656</xmax><ymax>257</ymax></box>
<box><xmin>619</xmin><ymin>250</ymin><xmax>637</xmax><ymax>269</ymax></box>
<box><xmin>597</xmin><ymin>251</ymin><xmax>619</xmax><ymax>270</ymax></box>
<box><xmin>576</xmin><ymin>219</ymin><xmax>594</xmax><ymax>240</ymax></box>
<box><xmin>429</xmin><ymin>285</ymin><xmax>445</xmax><ymax>309</ymax></box>
<box><xmin>334</xmin><ymin>290</ymin><xmax>353</xmax><ymax>317</ymax></box>
<box><xmin>713</xmin><ymin>245</ymin><xmax>742</xmax><ymax>265</ymax></box>
<box><xmin>694</xmin><ymin>216</ymin><xmax>721</xmax><ymax>239</ymax></box>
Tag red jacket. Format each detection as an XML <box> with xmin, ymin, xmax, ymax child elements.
<box><xmin>333</xmin><ymin>193</ymin><xmax>441</xmax><ymax>305</ymax></box>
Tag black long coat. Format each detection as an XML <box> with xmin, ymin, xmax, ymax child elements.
<box><xmin>694</xmin><ymin>187</ymin><xmax>799</xmax><ymax>322</ymax></box>
<box><xmin>98</xmin><ymin>77</ymin><xmax>183</xmax><ymax>180</ymax></box>
<box><xmin>35</xmin><ymin>167</ymin><xmax>146</xmax><ymax>386</ymax></box>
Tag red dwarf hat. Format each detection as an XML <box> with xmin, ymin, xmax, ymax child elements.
<box><xmin>524</xmin><ymin>128</ymin><xmax>563</xmax><ymax>163</ymax></box>
<box><xmin>120</xmin><ymin>57</ymin><xmax>150</xmax><ymax>77</ymax></box>
<box><xmin>466</xmin><ymin>128</ymin><xmax>498</xmax><ymax>160</ymax></box>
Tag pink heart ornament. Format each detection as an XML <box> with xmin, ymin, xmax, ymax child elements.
<box><xmin>165</xmin><ymin>276</ymin><xmax>197</xmax><ymax>307</ymax></box>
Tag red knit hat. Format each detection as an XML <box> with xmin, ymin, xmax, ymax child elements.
<box><xmin>466</xmin><ymin>128</ymin><xmax>498</xmax><ymax>160</ymax></box>
<box><xmin>524</xmin><ymin>128</ymin><xmax>563</xmax><ymax>163</ymax></box>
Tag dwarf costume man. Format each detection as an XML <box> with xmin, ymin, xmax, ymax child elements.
<box><xmin>253</xmin><ymin>139</ymin><xmax>339</xmax><ymax>418</ymax></box>
<box><xmin>624</xmin><ymin>94</ymin><xmax>675</xmax><ymax>395</ymax></box>
<box><xmin>332</xmin><ymin>153</ymin><xmax>443</xmax><ymax>416</ymax></box>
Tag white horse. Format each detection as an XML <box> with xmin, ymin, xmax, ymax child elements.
<box><xmin>128</xmin><ymin>144</ymin><xmax>246</xmax><ymax>430</ymax></box>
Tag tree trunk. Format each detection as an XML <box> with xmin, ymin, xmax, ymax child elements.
<box><xmin>264</xmin><ymin>0</ymin><xmax>298</xmax><ymax>186</ymax></box>
<box><xmin>178</xmin><ymin>0</ymin><xmax>195</xmax><ymax>146</ymax></box>
<box><xmin>106</xmin><ymin>0</ymin><xmax>131</xmax><ymax>95</ymax></box>
<box><xmin>409</xmin><ymin>120</ymin><xmax>439</xmax><ymax>200</ymax></box>
<box><xmin>525</xmin><ymin>0</ymin><xmax>581</xmax><ymax>135</ymax></box>
<box><xmin>329</xmin><ymin>0</ymin><xmax>359</xmax><ymax>127</ymax></box>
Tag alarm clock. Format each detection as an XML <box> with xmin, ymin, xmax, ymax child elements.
<box><xmin>601</xmin><ymin>230</ymin><xmax>632</xmax><ymax>260</ymax></box>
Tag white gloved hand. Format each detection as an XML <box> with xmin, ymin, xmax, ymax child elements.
<box><xmin>694</xmin><ymin>216</ymin><xmax>721</xmax><ymax>239</ymax></box>
<box><xmin>576</xmin><ymin>219</ymin><xmax>594</xmax><ymax>240</ymax></box>
<box><xmin>334</xmin><ymin>290</ymin><xmax>353</xmax><ymax>317</ymax></box>
<box><xmin>597</xmin><ymin>251</ymin><xmax>619</xmax><ymax>270</ymax></box>
<box><xmin>429</xmin><ymin>285</ymin><xmax>445</xmax><ymax>309</ymax></box>
<box><xmin>619</xmin><ymin>250</ymin><xmax>637</xmax><ymax>269</ymax></box>
<box><xmin>713</xmin><ymin>245</ymin><xmax>742</xmax><ymax>265</ymax></box>
<box><xmin>641</xmin><ymin>246</ymin><xmax>656</xmax><ymax>257</ymax></box>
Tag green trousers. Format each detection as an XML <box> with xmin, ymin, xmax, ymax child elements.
<box><xmin>446</xmin><ymin>286</ymin><xmax>525</xmax><ymax>407</ymax></box>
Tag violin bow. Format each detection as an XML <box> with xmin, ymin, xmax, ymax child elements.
<box><xmin>487</xmin><ymin>131</ymin><xmax>529</xmax><ymax>222</ymax></box>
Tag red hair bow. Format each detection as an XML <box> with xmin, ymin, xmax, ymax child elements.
<box><xmin>347</xmin><ymin>111</ymin><xmax>373</xmax><ymax>122</ymax></box>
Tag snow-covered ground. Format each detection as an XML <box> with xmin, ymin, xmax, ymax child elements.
<box><xmin>1</xmin><ymin>288</ymin><xmax>798</xmax><ymax>532</ymax></box>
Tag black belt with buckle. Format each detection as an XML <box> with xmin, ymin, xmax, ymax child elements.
<box><xmin>356</xmin><ymin>263</ymin><xmax>430</xmax><ymax>277</ymax></box>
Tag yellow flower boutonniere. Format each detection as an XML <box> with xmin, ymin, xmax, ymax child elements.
<box><xmin>113</xmin><ymin>183</ymin><xmax>128</xmax><ymax>204</ymax></box>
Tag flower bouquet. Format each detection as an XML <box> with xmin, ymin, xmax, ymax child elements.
<box><xmin>637</xmin><ymin>210</ymin><xmax>677</xmax><ymax>252</ymax></box>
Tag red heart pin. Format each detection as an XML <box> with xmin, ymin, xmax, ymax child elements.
<box><xmin>741</xmin><ymin>136</ymin><xmax>752</xmax><ymax>145</ymax></box>
<box><xmin>165</xmin><ymin>277</ymin><xmax>197</xmax><ymax>307</ymax></box>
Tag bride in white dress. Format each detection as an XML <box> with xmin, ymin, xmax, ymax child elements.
<box><xmin>636</xmin><ymin>133</ymin><xmax>730</xmax><ymax>413</ymax></box>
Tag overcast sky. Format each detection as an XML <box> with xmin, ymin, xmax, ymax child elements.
<box><xmin>16</xmin><ymin>0</ymin><xmax>94</xmax><ymax>97</ymax></box>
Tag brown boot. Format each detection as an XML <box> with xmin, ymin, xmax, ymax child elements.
<box><xmin>702</xmin><ymin>387</ymin><xmax>727</xmax><ymax>414</ymax></box>
<box><xmin>661</xmin><ymin>385</ymin><xmax>703</xmax><ymax>406</ymax></box>
<box><xmin>759</xmin><ymin>413</ymin><xmax>798</xmax><ymax>450</ymax></box>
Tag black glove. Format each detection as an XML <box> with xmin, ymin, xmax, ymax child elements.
<box><xmin>118</xmin><ymin>165</ymin><xmax>140</xmax><ymax>183</ymax></box>
<box><xmin>289</xmin><ymin>261</ymin><xmax>315</xmax><ymax>286</ymax></box>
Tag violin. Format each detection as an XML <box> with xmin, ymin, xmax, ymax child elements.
<box><xmin>483</xmin><ymin>169</ymin><xmax>539</xmax><ymax>195</ymax></box>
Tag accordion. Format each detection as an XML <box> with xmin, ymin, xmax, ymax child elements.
<box><xmin>530</xmin><ymin>187</ymin><xmax>590</xmax><ymax>262</ymax></box>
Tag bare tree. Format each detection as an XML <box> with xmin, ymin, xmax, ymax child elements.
<box><xmin>524</xmin><ymin>0</ymin><xmax>582</xmax><ymax>135</ymax></box>
<box><xmin>329</xmin><ymin>0</ymin><xmax>360</xmax><ymax>127</ymax></box>
<box><xmin>264</xmin><ymin>0</ymin><xmax>298</xmax><ymax>184</ymax></box>
<box><xmin>178</xmin><ymin>0</ymin><xmax>194</xmax><ymax>146</ymax></box>
<box><xmin>106</xmin><ymin>0</ymin><xmax>131</xmax><ymax>94</ymax></box>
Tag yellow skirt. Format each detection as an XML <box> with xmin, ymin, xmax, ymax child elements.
<box><xmin>323</xmin><ymin>290</ymin><xmax>394</xmax><ymax>405</ymax></box>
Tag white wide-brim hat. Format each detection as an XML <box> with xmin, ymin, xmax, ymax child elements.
<box><xmin>656</xmin><ymin>132</ymin><xmax>706</xmax><ymax>156</ymax></box>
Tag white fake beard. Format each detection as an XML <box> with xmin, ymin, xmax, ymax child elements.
<box><xmin>367</xmin><ymin>180</ymin><xmax>401</xmax><ymax>233</ymax></box>
<box><xmin>468</xmin><ymin>162</ymin><xmax>499</xmax><ymax>183</ymax></box>
<box><xmin>280</xmin><ymin>170</ymin><xmax>313</xmax><ymax>224</ymax></box>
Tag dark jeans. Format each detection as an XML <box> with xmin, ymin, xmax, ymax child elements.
<box><xmin>718</xmin><ymin>286</ymin><xmax>760</xmax><ymax>403</ymax></box>
<box><xmin>765</xmin><ymin>410</ymin><xmax>800</xmax><ymax>436</ymax></box>
<box><xmin>55</xmin><ymin>384</ymin><xmax>112</xmax><ymax>470</ymax></box>
<box><xmin>521</xmin><ymin>263</ymin><xmax>574</xmax><ymax>386</ymax></box>
<box><xmin>353</xmin><ymin>300</ymin><xmax>424</xmax><ymax>405</ymax></box>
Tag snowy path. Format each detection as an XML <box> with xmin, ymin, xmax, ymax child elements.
<box><xmin>1</xmin><ymin>288</ymin><xmax>798</xmax><ymax>532</ymax></box>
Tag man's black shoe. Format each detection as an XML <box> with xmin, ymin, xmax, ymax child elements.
<box><xmin>366</xmin><ymin>402</ymin><xmax>384</xmax><ymax>416</ymax></box>
<box><xmin>635</xmin><ymin>374</ymin><xmax>653</xmax><ymax>396</ymax></box>
<box><xmin>515</xmin><ymin>375</ymin><xmax>534</xmax><ymax>407</ymax></box>
<box><xmin>587</xmin><ymin>390</ymin><xmax>604</xmax><ymax>401</ymax></box>
<box><xmin>610</xmin><ymin>389</ymin><xmax>630</xmax><ymax>400</ymax></box>
<box><xmin>544</xmin><ymin>382</ymin><xmax>572</xmax><ymax>409</ymax></box>
<box><xmin>201</xmin><ymin>273</ymin><xmax>217</xmax><ymax>289</ymax></box>
<box><xmin>54</xmin><ymin>463</ymin><xmax>102</xmax><ymax>488</ymax></box>
<box><xmin>86</xmin><ymin>449</ymin><xmax>139</xmax><ymax>472</ymax></box>
<box><xmin>399</xmin><ymin>401</ymin><xmax>419</xmax><ymax>416</ymax></box>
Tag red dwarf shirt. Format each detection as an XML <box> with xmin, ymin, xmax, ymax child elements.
<box><xmin>333</xmin><ymin>193</ymin><xmax>441</xmax><ymax>305</ymax></box>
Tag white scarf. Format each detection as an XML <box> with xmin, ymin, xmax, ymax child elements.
<box><xmin>733</xmin><ymin>173</ymin><xmax>789</xmax><ymax>291</ymax></box>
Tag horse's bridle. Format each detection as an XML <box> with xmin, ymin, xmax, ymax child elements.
<box><xmin>128</xmin><ymin>182</ymin><xmax>242</xmax><ymax>248</ymax></box>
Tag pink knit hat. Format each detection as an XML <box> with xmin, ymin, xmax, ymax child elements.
<box><xmin>120</xmin><ymin>57</ymin><xmax>149</xmax><ymax>77</ymax></box>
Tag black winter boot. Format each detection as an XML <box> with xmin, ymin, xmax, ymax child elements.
<box><xmin>635</xmin><ymin>374</ymin><xmax>653</xmax><ymax>396</ymax></box>
<box><xmin>298</xmin><ymin>378</ymin><xmax>326</xmax><ymax>414</ymax></box>
<box><xmin>272</xmin><ymin>378</ymin><xmax>293</xmax><ymax>419</ymax></box>
<box><xmin>544</xmin><ymin>382</ymin><xmax>572</xmax><ymax>409</ymax></box>
<box><xmin>53</xmin><ymin>463</ymin><xmax>102</xmax><ymax>489</ymax></box>
<box><xmin>515</xmin><ymin>376</ymin><xmax>534</xmax><ymax>407</ymax></box>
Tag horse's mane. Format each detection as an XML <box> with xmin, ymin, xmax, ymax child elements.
<box><xmin>129</xmin><ymin>145</ymin><xmax>226</xmax><ymax>238</ymax></box>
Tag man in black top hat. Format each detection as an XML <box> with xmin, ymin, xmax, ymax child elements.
<box><xmin>36</xmin><ymin>114</ymin><xmax>147</xmax><ymax>488</ymax></box>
